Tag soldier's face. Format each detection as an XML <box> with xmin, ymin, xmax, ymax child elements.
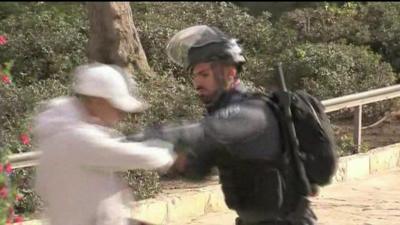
<box><xmin>192</xmin><ymin>62</ymin><xmax>237</xmax><ymax>105</ymax></box>
<box><xmin>192</xmin><ymin>62</ymin><xmax>222</xmax><ymax>105</ymax></box>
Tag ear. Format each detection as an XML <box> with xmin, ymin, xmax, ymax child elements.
<box><xmin>225</xmin><ymin>66</ymin><xmax>237</xmax><ymax>82</ymax></box>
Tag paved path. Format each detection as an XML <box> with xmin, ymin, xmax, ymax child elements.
<box><xmin>186</xmin><ymin>169</ymin><xmax>400</xmax><ymax>225</ymax></box>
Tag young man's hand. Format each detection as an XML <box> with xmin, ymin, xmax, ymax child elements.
<box><xmin>169</xmin><ymin>153</ymin><xmax>188</xmax><ymax>174</ymax></box>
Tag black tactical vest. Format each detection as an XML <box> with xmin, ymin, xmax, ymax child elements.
<box><xmin>207</xmin><ymin>90</ymin><xmax>301</xmax><ymax>218</ymax></box>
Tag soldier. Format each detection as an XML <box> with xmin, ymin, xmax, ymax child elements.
<box><xmin>129</xmin><ymin>25</ymin><xmax>317</xmax><ymax>225</ymax></box>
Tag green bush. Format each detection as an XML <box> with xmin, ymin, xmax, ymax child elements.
<box><xmin>131</xmin><ymin>2</ymin><xmax>274</xmax><ymax>87</ymax></box>
<box><xmin>276</xmin><ymin>2</ymin><xmax>368</xmax><ymax>46</ymax></box>
<box><xmin>275</xmin><ymin>43</ymin><xmax>396</xmax><ymax>98</ymax></box>
<box><xmin>11</xmin><ymin>168</ymin><xmax>43</xmax><ymax>217</ymax></box>
<box><xmin>0</xmin><ymin>140</ymin><xmax>18</xmax><ymax>224</ymax></box>
<box><xmin>0</xmin><ymin>75</ymin><xmax>69</xmax><ymax>216</ymax></box>
<box><xmin>273</xmin><ymin>43</ymin><xmax>397</xmax><ymax>121</ymax></box>
<box><xmin>360</xmin><ymin>2</ymin><xmax>400</xmax><ymax>73</ymax></box>
<box><xmin>0</xmin><ymin>4</ymin><xmax>90</xmax><ymax>214</ymax></box>
<box><xmin>122</xmin><ymin>170</ymin><xmax>161</xmax><ymax>200</ymax></box>
<box><xmin>268</xmin><ymin>2</ymin><xmax>400</xmax><ymax>122</ymax></box>
<box><xmin>233</xmin><ymin>2</ymin><xmax>323</xmax><ymax>20</ymax></box>
<box><xmin>0</xmin><ymin>79</ymin><xmax>69</xmax><ymax>152</ymax></box>
<box><xmin>0</xmin><ymin>60</ymin><xmax>26</xmax><ymax>224</ymax></box>
<box><xmin>274</xmin><ymin>2</ymin><xmax>400</xmax><ymax>73</ymax></box>
<box><xmin>0</xmin><ymin>4</ymin><xmax>89</xmax><ymax>215</ymax></box>
<box><xmin>0</xmin><ymin>3</ymin><xmax>88</xmax><ymax>86</ymax></box>
<box><xmin>0</xmin><ymin>2</ymin><xmax>31</xmax><ymax>20</ymax></box>
<box><xmin>335</xmin><ymin>134</ymin><xmax>369</xmax><ymax>157</ymax></box>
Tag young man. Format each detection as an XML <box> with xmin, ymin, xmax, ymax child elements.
<box><xmin>129</xmin><ymin>25</ymin><xmax>317</xmax><ymax>225</ymax></box>
<box><xmin>33</xmin><ymin>63</ymin><xmax>175</xmax><ymax>225</ymax></box>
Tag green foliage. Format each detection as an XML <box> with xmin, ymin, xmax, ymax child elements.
<box><xmin>273</xmin><ymin>3</ymin><xmax>367</xmax><ymax>53</ymax></box>
<box><xmin>0</xmin><ymin>147</ymin><xmax>16</xmax><ymax>224</ymax></box>
<box><xmin>0</xmin><ymin>61</ymin><xmax>69</xmax><ymax>216</ymax></box>
<box><xmin>274</xmin><ymin>43</ymin><xmax>397</xmax><ymax>120</ymax></box>
<box><xmin>0</xmin><ymin>64</ymin><xmax>24</xmax><ymax>225</ymax></box>
<box><xmin>360</xmin><ymin>2</ymin><xmax>400</xmax><ymax>73</ymax></box>
<box><xmin>0</xmin><ymin>4</ymin><xmax>89</xmax><ymax>214</ymax></box>
<box><xmin>0</xmin><ymin>79</ymin><xmax>70</xmax><ymax>152</ymax></box>
<box><xmin>122</xmin><ymin>170</ymin><xmax>161</xmax><ymax>200</ymax></box>
<box><xmin>336</xmin><ymin>133</ymin><xmax>369</xmax><ymax>157</ymax></box>
<box><xmin>0</xmin><ymin>3</ymin><xmax>88</xmax><ymax>86</ymax></box>
<box><xmin>11</xmin><ymin>168</ymin><xmax>43</xmax><ymax>216</ymax></box>
<box><xmin>130</xmin><ymin>2</ymin><xmax>274</xmax><ymax>86</ymax></box>
<box><xmin>275</xmin><ymin>43</ymin><xmax>396</xmax><ymax>99</ymax></box>
<box><xmin>0</xmin><ymin>2</ymin><xmax>29</xmax><ymax>20</ymax></box>
<box><xmin>233</xmin><ymin>2</ymin><xmax>323</xmax><ymax>19</ymax></box>
<box><xmin>274</xmin><ymin>2</ymin><xmax>400</xmax><ymax>73</ymax></box>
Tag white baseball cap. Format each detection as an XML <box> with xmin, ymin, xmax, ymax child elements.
<box><xmin>72</xmin><ymin>63</ymin><xmax>147</xmax><ymax>113</ymax></box>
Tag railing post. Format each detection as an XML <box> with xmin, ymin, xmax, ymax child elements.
<box><xmin>353</xmin><ymin>105</ymin><xmax>363</xmax><ymax>153</ymax></box>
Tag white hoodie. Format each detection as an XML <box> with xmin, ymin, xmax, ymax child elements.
<box><xmin>33</xmin><ymin>96</ymin><xmax>175</xmax><ymax>225</ymax></box>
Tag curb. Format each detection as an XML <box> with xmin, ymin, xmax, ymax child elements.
<box><xmin>332</xmin><ymin>143</ymin><xmax>400</xmax><ymax>183</ymax></box>
<box><xmin>21</xmin><ymin>143</ymin><xmax>400</xmax><ymax>225</ymax></box>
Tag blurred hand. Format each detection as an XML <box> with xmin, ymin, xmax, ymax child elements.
<box><xmin>171</xmin><ymin>153</ymin><xmax>188</xmax><ymax>173</ymax></box>
<box><xmin>309</xmin><ymin>184</ymin><xmax>320</xmax><ymax>197</ymax></box>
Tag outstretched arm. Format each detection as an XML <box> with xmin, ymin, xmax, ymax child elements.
<box><xmin>73</xmin><ymin>127</ymin><xmax>176</xmax><ymax>171</ymax></box>
<box><xmin>129</xmin><ymin>103</ymin><xmax>268</xmax><ymax>180</ymax></box>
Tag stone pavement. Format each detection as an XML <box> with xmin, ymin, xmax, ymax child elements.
<box><xmin>185</xmin><ymin>169</ymin><xmax>400</xmax><ymax>225</ymax></box>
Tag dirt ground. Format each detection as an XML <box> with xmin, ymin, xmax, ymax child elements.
<box><xmin>185</xmin><ymin>169</ymin><xmax>400</xmax><ymax>225</ymax></box>
<box><xmin>333</xmin><ymin>111</ymin><xmax>400</xmax><ymax>149</ymax></box>
<box><xmin>160</xmin><ymin>112</ymin><xmax>400</xmax><ymax>191</ymax></box>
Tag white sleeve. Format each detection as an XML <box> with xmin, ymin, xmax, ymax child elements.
<box><xmin>73</xmin><ymin>128</ymin><xmax>176</xmax><ymax>171</ymax></box>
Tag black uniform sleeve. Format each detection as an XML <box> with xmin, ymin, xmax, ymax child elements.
<box><xmin>202</xmin><ymin>103</ymin><xmax>267</xmax><ymax>146</ymax></box>
<box><xmin>127</xmin><ymin>103</ymin><xmax>268</xmax><ymax>179</ymax></box>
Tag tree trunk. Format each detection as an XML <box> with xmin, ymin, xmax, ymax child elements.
<box><xmin>86</xmin><ymin>2</ymin><xmax>153</xmax><ymax>77</ymax></box>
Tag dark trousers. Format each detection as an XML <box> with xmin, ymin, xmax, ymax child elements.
<box><xmin>235</xmin><ymin>197</ymin><xmax>317</xmax><ymax>225</ymax></box>
<box><xmin>235</xmin><ymin>217</ymin><xmax>292</xmax><ymax>225</ymax></box>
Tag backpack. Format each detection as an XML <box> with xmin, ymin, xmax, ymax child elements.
<box><xmin>262</xmin><ymin>90</ymin><xmax>338</xmax><ymax>188</ymax></box>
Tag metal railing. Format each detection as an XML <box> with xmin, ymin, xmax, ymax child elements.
<box><xmin>8</xmin><ymin>151</ymin><xmax>41</xmax><ymax>169</ymax></box>
<box><xmin>322</xmin><ymin>84</ymin><xmax>400</xmax><ymax>113</ymax></box>
<box><xmin>8</xmin><ymin>84</ymin><xmax>400</xmax><ymax>169</ymax></box>
<box><xmin>321</xmin><ymin>84</ymin><xmax>400</xmax><ymax>152</ymax></box>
